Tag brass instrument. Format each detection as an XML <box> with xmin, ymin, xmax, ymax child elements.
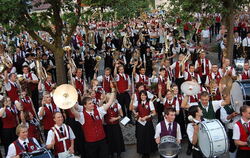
<box><xmin>94</xmin><ymin>56</ymin><xmax>102</xmax><ymax>70</ymax></box>
<box><xmin>64</xmin><ymin>46</ymin><xmax>77</xmax><ymax>83</ymax></box>
<box><xmin>219</xmin><ymin>76</ymin><xmax>233</xmax><ymax>96</ymax></box>
<box><xmin>166</xmin><ymin>77</ymin><xmax>171</xmax><ymax>90</ymax></box>
<box><xmin>122</xmin><ymin>33</ymin><xmax>131</xmax><ymax>49</ymax></box>
<box><xmin>165</xmin><ymin>38</ymin><xmax>170</xmax><ymax>56</ymax></box>
<box><xmin>180</xmin><ymin>53</ymin><xmax>191</xmax><ymax>66</ymax></box>
<box><xmin>87</xmin><ymin>31</ymin><xmax>97</xmax><ymax>49</ymax></box>
<box><xmin>136</xmin><ymin>32</ymin><xmax>145</xmax><ymax>46</ymax></box>
<box><xmin>0</xmin><ymin>53</ymin><xmax>13</xmax><ymax>73</ymax></box>
<box><xmin>35</xmin><ymin>59</ymin><xmax>47</xmax><ymax>81</ymax></box>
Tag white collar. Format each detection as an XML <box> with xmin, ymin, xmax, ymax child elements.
<box><xmin>167</xmin><ymin>98</ymin><xmax>174</xmax><ymax>103</ymax></box>
<box><xmin>18</xmin><ymin>138</ymin><xmax>29</xmax><ymax>145</ymax></box>
<box><xmin>241</xmin><ymin>118</ymin><xmax>250</xmax><ymax>124</ymax></box>
<box><xmin>164</xmin><ymin>118</ymin><xmax>173</xmax><ymax>125</ymax></box>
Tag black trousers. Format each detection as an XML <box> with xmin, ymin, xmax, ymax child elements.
<box><xmin>200</xmin><ymin>75</ymin><xmax>207</xmax><ymax>86</ymax></box>
<box><xmin>228</xmin><ymin>129</ymin><xmax>236</xmax><ymax>152</ymax></box>
<box><xmin>192</xmin><ymin>149</ymin><xmax>203</xmax><ymax>158</ymax></box>
<box><xmin>236</xmin><ymin>149</ymin><xmax>250</xmax><ymax>158</ymax></box>
<box><xmin>117</xmin><ymin>92</ymin><xmax>131</xmax><ymax>119</ymax></box>
<box><xmin>84</xmin><ymin>139</ymin><xmax>109</xmax><ymax>158</ymax></box>
<box><xmin>1</xmin><ymin>128</ymin><xmax>17</xmax><ymax>155</ymax></box>
<box><xmin>44</xmin><ymin>129</ymin><xmax>49</xmax><ymax>140</ymax></box>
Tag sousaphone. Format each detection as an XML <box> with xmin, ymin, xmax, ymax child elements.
<box><xmin>52</xmin><ymin>84</ymin><xmax>78</xmax><ymax>109</ymax></box>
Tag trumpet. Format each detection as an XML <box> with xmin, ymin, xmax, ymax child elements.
<box><xmin>0</xmin><ymin>53</ymin><xmax>13</xmax><ymax>73</ymax></box>
<box><xmin>35</xmin><ymin>59</ymin><xmax>48</xmax><ymax>81</ymax></box>
<box><xmin>180</xmin><ymin>53</ymin><xmax>191</xmax><ymax>66</ymax></box>
<box><xmin>94</xmin><ymin>56</ymin><xmax>102</xmax><ymax>70</ymax></box>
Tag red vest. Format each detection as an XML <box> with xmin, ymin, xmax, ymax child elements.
<box><xmin>6</xmin><ymin>82</ymin><xmax>19</xmax><ymax>102</ymax></box>
<box><xmin>53</xmin><ymin>125</ymin><xmax>72</xmax><ymax>155</ymax></box>
<box><xmin>105</xmin><ymin>103</ymin><xmax>119</xmax><ymax>125</ymax></box>
<box><xmin>241</xmin><ymin>71</ymin><xmax>250</xmax><ymax>80</ymax></box>
<box><xmin>197</xmin><ymin>58</ymin><xmax>210</xmax><ymax>76</ymax></box>
<box><xmin>103</xmin><ymin>76</ymin><xmax>111</xmax><ymax>93</ymax></box>
<box><xmin>236</xmin><ymin>121</ymin><xmax>250</xmax><ymax>150</ymax></box>
<box><xmin>1</xmin><ymin>106</ymin><xmax>18</xmax><ymax>128</ymax></box>
<box><xmin>21</xmin><ymin>96</ymin><xmax>35</xmax><ymax>116</ymax></box>
<box><xmin>138</xmin><ymin>101</ymin><xmax>152</xmax><ymax>121</ymax></box>
<box><xmin>175</xmin><ymin>94</ymin><xmax>183</xmax><ymax>105</ymax></box>
<box><xmin>75</xmin><ymin>77</ymin><xmax>84</xmax><ymax>95</ymax></box>
<box><xmin>13</xmin><ymin>138</ymin><xmax>38</xmax><ymax>155</ymax></box>
<box><xmin>28</xmin><ymin>122</ymin><xmax>40</xmax><ymax>140</ymax></box>
<box><xmin>156</xmin><ymin>77</ymin><xmax>167</xmax><ymax>96</ymax></box>
<box><xmin>164</xmin><ymin>98</ymin><xmax>177</xmax><ymax>109</ymax></box>
<box><xmin>209</xmin><ymin>88</ymin><xmax>221</xmax><ymax>100</ymax></box>
<box><xmin>189</xmin><ymin>95</ymin><xmax>199</xmax><ymax>103</ymax></box>
<box><xmin>175</xmin><ymin>61</ymin><xmax>188</xmax><ymax>78</ymax></box>
<box><xmin>186</xmin><ymin>72</ymin><xmax>199</xmax><ymax>81</ymax></box>
<box><xmin>138</xmin><ymin>74</ymin><xmax>149</xmax><ymax>86</ymax></box>
<box><xmin>44</xmin><ymin>81</ymin><xmax>53</xmax><ymax>93</ymax></box>
<box><xmin>26</xmin><ymin>73</ymin><xmax>37</xmax><ymax>91</ymax></box>
<box><xmin>208</xmin><ymin>72</ymin><xmax>222</xmax><ymax>84</ymax></box>
<box><xmin>116</xmin><ymin>74</ymin><xmax>129</xmax><ymax>93</ymax></box>
<box><xmin>42</xmin><ymin>103</ymin><xmax>57</xmax><ymax>130</ymax></box>
<box><xmin>82</xmin><ymin>108</ymin><xmax>106</xmax><ymax>142</ymax></box>
<box><xmin>65</xmin><ymin>109</ymin><xmax>75</xmax><ymax>119</ymax></box>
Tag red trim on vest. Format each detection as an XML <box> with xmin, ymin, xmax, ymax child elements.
<box><xmin>42</xmin><ymin>103</ymin><xmax>57</xmax><ymax>130</ymax></box>
<box><xmin>13</xmin><ymin>138</ymin><xmax>38</xmax><ymax>155</ymax></box>
<box><xmin>103</xmin><ymin>76</ymin><xmax>111</xmax><ymax>93</ymax></box>
<box><xmin>164</xmin><ymin>98</ymin><xmax>177</xmax><ymax>109</ymax></box>
<box><xmin>156</xmin><ymin>77</ymin><xmax>167</xmax><ymax>96</ymax></box>
<box><xmin>138</xmin><ymin>101</ymin><xmax>152</xmax><ymax>121</ymax></box>
<box><xmin>116</xmin><ymin>74</ymin><xmax>129</xmax><ymax>93</ymax></box>
<box><xmin>54</xmin><ymin>125</ymin><xmax>72</xmax><ymax>155</ymax></box>
<box><xmin>21</xmin><ymin>96</ymin><xmax>35</xmax><ymax>116</ymax></box>
<box><xmin>197</xmin><ymin>58</ymin><xmax>210</xmax><ymax>76</ymax></box>
<box><xmin>6</xmin><ymin>82</ymin><xmax>19</xmax><ymax>102</ymax></box>
<box><xmin>105</xmin><ymin>103</ymin><xmax>119</xmax><ymax>124</ymax></box>
<box><xmin>1</xmin><ymin>106</ymin><xmax>18</xmax><ymax>128</ymax></box>
<box><xmin>44</xmin><ymin>82</ymin><xmax>54</xmax><ymax>93</ymax></box>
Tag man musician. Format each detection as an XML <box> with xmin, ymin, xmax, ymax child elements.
<box><xmin>233</xmin><ymin>105</ymin><xmax>250</xmax><ymax>158</ymax></box>
<box><xmin>242</xmin><ymin>32</ymin><xmax>250</xmax><ymax>59</ymax></box>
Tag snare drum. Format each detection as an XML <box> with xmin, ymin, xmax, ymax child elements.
<box><xmin>158</xmin><ymin>136</ymin><xmax>181</xmax><ymax>158</ymax></box>
<box><xmin>230</xmin><ymin>80</ymin><xmax>250</xmax><ymax>113</ymax></box>
<box><xmin>22</xmin><ymin>148</ymin><xmax>54</xmax><ymax>158</ymax></box>
<box><xmin>198</xmin><ymin>119</ymin><xmax>228</xmax><ymax>158</ymax></box>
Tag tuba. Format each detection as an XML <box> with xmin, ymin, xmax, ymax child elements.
<box><xmin>87</xmin><ymin>31</ymin><xmax>96</xmax><ymax>49</ymax></box>
<box><xmin>0</xmin><ymin>44</ymin><xmax>13</xmax><ymax>73</ymax></box>
<box><xmin>35</xmin><ymin>59</ymin><xmax>47</xmax><ymax>81</ymax></box>
<box><xmin>180</xmin><ymin>52</ymin><xmax>191</xmax><ymax>67</ymax></box>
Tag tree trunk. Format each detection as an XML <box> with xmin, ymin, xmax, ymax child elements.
<box><xmin>54</xmin><ymin>48</ymin><xmax>67</xmax><ymax>85</ymax></box>
<box><xmin>223</xmin><ymin>0</ymin><xmax>235</xmax><ymax>62</ymax></box>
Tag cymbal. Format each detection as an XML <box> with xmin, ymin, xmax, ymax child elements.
<box><xmin>181</xmin><ymin>81</ymin><xmax>200</xmax><ymax>96</ymax></box>
<box><xmin>52</xmin><ymin>84</ymin><xmax>78</xmax><ymax>109</ymax></box>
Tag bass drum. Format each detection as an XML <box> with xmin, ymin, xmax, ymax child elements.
<box><xmin>158</xmin><ymin>136</ymin><xmax>181</xmax><ymax>158</ymax></box>
<box><xmin>198</xmin><ymin>119</ymin><xmax>228</xmax><ymax>158</ymax></box>
<box><xmin>230</xmin><ymin>80</ymin><xmax>250</xmax><ymax>113</ymax></box>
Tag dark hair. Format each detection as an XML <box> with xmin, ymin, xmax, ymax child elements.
<box><xmin>53</xmin><ymin>112</ymin><xmax>62</xmax><ymax>118</ymax></box>
<box><xmin>188</xmin><ymin>105</ymin><xmax>199</xmax><ymax>118</ymax></box>
<box><xmin>139</xmin><ymin>90</ymin><xmax>148</xmax><ymax>103</ymax></box>
<box><xmin>240</xmin><ymin>105</ymin><xmax>250</xmax><ymax>115</ymax></box>
<box><xmin>164</xmin><ymin>107</ymin><xmax>176</xmax><ymax>115</ymax></box>
<box><xmin>189</xmin><ymin>64</ymin><xmax>195</xmax><ymax>68</ymax></box>
<box><xmin>136</xmin><ymin>82</ymin><xmax>145</xmax><ymax>89</ymax></box>
<box><xmin>200</xmin><ymin>91</ymin><xmax>209</xmax><ymax>97</ymax></box>
<box><xmin>159</xmin><ymin>68</ymin><xmax>166</xmax><ymax>72</ymax></box>
<box><xmin>82</xmin><ymin>97</ymin><xmax>92</xmax><ymax>106</ymax></box>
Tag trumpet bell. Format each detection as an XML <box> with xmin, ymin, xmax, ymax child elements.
<box><xmin>95</xmin><ymin>56</ymin><xmax>102</xmax><ymax>61</ymax></box>
<box><xmin>0</xmin><ymin>64</ymin><xmax>6</xmax><ymax>73</ymax></box>
<box><xmin>52</xmin><ymin>84</ymin><xmax>78</xmax><ymax>109</ymax></box>
<box><xmin>181</xmin><ymin>81</ymin><xmax>200</xmax><ymax>96</ymax></box>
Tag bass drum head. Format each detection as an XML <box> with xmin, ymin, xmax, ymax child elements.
<box><xmin>231</xmin><ymin>81</ymin><xmax>244</xmax><ymax>113</ymax></box>
<box><xmin>198</xmin><ymin>120</ymin><xmax>228</xmax><ymax>157</ymax></box>
<box><xmin>158</xmin><ymin>136</ymin><xmax>180</xmax><ymax>158</ymax></box>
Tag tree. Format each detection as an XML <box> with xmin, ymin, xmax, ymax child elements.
<box><xmin>166</xmin><ymin>0</ymin><xmax>249</xmax><ymax>61</ymax></box>
<box><xmin>0</xmin><ymin>0</ymin><xmax>150</xmax><ymax>84</ymax></box>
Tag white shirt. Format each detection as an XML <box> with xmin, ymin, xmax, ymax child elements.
<box><xmin>115</xmin><ymin>73</ymin><xmax>131</xmax><ymax>86</ymax></box>
<box><xmin>220</xmin><ymin>106</ymin><xmax>240</xmax><ymax>130</ymax></box>
<box><xmin>75</xmin><ymin>106</ymin><xmax>107</xmax><ymax>125</ymax></box>
<box><xmin>154</xmin><ymin>118</ymin><xmax>182</xmax><ymax>141</ymax></box>
<box><xmin>242</xmin><ymin>37</ymin><xmax>250</xmax><ymax>47</ymax></box>
<box><xmin>46</xmin><ymin>124</ymin><xmax>75</xmax><ymax>151</ymax></box>
<box><xmin>219</xmin><ymin>67</ymin><xmax>236</xmax><ymax>77</ymax></box>
<box><xmin>198</xmin><ymin>100</ymin><xmax>223</xmax><ymax>114</ymax></box>
<box><xmin>133</xmin><ymin>91</ymin><xmax>154</xmax><ymax>103</ymax></box>
<box><xmin>133</xmin><ymin>100</ymin><xmax>155</xmax><ymax>111</ymax></box>
<box><xmin>38</xmin><ymin>103</ymin><xmax>60</xmax><ymax>120</ymax></box>
<box><xmin>6</xmin><ymin>138</ymin><xmax>40</xmax><ymax>158</ymax></box>
<box><xmin>186</xmin><ymin>119</ymin><xmax>200</xmax><ymax>143</ymax></box>
<box><xmin>4</xmin><ymin>80</ymin><xmax>19</xmax><ymax>92</ymax></box>
<box><xmin>233</xmin><ymin>118</ymin><xmax>250</xmax><ymax>140</ymax></box>
<box><xmin>23</xmin><ymin>73</ymin><xmax>38</xmax><ymax>81</ymax></box>
<box><xmin>170</xmin><ymin>61</ymin><xmax>184</xmax><ymax>78</ymax></box>
<box><xmin>194</xmin><ymin>58</ymin><xmax>212</xmax><ymax>75</ymax></box>
<box><xmin>161</xmin><ymin>98</ymin><xmax>180</xmax><ymax>111</ymax></box>
<box><xmin>184</xmin><ymin>71</ymin><xmax>201</xmax><ymax>84</ymax></box>
<box><xmin>201</xmin><ymin>29</ymin><xmax>210</xmax><ymax>38</ymax></box>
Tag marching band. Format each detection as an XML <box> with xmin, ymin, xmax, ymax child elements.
<box><xmin>0</xmin><ymin>11</ymin><xmax>250</xmax><ymax>158</ymax></box>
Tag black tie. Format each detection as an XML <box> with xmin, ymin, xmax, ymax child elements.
<box><xmin>168</xmin><ymin>123</ymin><xmax>172</xmax><ymax>132</ymax></box>
<box><xmin>59</xmin><ymin>127</ymin><xmax>65</xmax><ymax>137</ymax></box>
<box><xmin>49</xmin><ymin>105</ymin><xmax>53</xmax><ymax>113</ymax></box>
<box><xmin>90</xmin><ymin>113</ymin><xmax>95</xmax><ymax>121</ymax></box>
<box><xmin>142</xmin><ymin>103</ymin><xmax>145</xmax><ymax>107</ymax></box>
<box><xmin>10</xmin><ymin>107</ymin><xmax>15</xmax><ymax>115</ymax></box>
<box><xmin>23</xmin><ymin>142</ymin><xmax>29</xmax><ymax>152</ymax></box>
<box><xmin>202</xmin><ymin>60</ymin><xmax>205</xmax><ymax>74</ymax></box>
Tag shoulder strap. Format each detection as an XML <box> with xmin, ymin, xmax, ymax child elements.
<box><xmin>15</xmin><ymin>140</ymin><xmax>25</xmax><ymax>151</ymax></box>
<box><xmin>240</xmin><ymin>120</ymin><xmax>250</xmax><ymax>135</ymax></box>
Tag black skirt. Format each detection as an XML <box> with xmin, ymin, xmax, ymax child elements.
<box><xmin>136</xmin><ymin>121</ymin><xmax>158</xmax><ymax>154</ymax></box>
<box><xmin>104</xmin><ymin>124</ymin><xmax>125</xmax><ymax>154</ymax></box>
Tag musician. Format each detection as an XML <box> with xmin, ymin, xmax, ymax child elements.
<box><xmin>219</xmin><ymin>58</ymin><xmax>236</xmax><ymax>77</ymax></box>
<box><xmin>209</xmin><ymin>79</ymin><xmax>222</xmax><ymax>101</ymax></box>
<box><xmin>72</xmin><ymin>68</ymin><xmax>86</xmax><ymax>101</ymax></box>
<box><xmin>84</xmin><ymin>48</ymin><xmax>97</xmax><ymax>82</ymax></box>
<box><xmin>233</xmin><ymin>105</ymin><xmax>250</xmax><ymax>158</ymax></box>
<box><xmin>133</xmin><ymin>66</ymin><xmax>150</xmax><ymax>89</ymax></box>
<box><xmin>22</xmin><ymin>53</ymin><xmax>35</xmax><ymax>72</ymax></box>
<box><xmin>41</xmin><ymin>53</ymin><xmax>56</xmax><ymax>80</ymax></box>
<box><xmin>158</xmin><ymin>88</ymin><xmax>180</xmax><ymax>115</ymax></box>
<box><xmin>104</xmin><ymin>94</ymin><xmax>125</xmax><ymax>158</ymax></box>
<box><xmin>233</xmin><ymin>32</ymin><xmax>242</xmax><ymax>58</ymax></box>
<box><xmin>205</xmin><ymin>64</ymin><xmax>222</xmax><ymax>86</ymax></box>
<box><xmin>145</xmin><ymin>47</ymin><xmax>153</xmax><ymax>76</ymax></box>
<box><xmin>104</xmin><ymin>48</ymin><xmax>114</xmax><ymax>70</ymax></box>
<box><xmin>12</xmin><ymin>47</ymin><xmax>25</xmax><ymax>74</ymax></box>
<box><xmin>170</xmin><ymin>54</ymin><xmax>188</xmax><ymax>91</ymax></box>
<box><xmin>38</xmin><ymin>93</ymin><xmax>60</xmax><ymax>139</ymax></box>
<box><xmin>155</xmin><ymin>108</ymin><xmax>182</xmax><ymax>158</ymax></box>
<box><xmin>96</xmin><ymin>67</ymin><xmax>112</xmax><ymax>93</ymax></box>
<box><xmin>4</xmin><ymin>72</ymin><xmax>20</xmax><ymax>102</ymax></box>
<box><xmin>0</xmin><ymin>97</ymin><xmax>19</xmax><ymax>155</ymax></box>
<box><xmin>20</xmin><ymin>111</ymin><xmax>41</xmax><ymax>142</ymax></box>
<box><xmin>242</xmin><ymin>32</ymin><xmax>250</xmax><ymax>59</ymax></box>
<box><xmin>184</xmin><ymin>64</ymin><xmax>201</xmax><ymax>84</ymax></box>
<box><xmin>114</xmin><ymin>64</ymin><xmax>131</xmax><ymax>119</ymax></box>
<box><xmin>220</xmin><ymin>94</ymin><xmax>239</xmax><ymax>157</ymax></box>
<box><xmin>182</xmin><ymin>91</ymin><xmax>229</xmax><ymax>120</ymax></box>
<box><xmin>194</xmin><ymin>51</ymin><xmax>211</xmax><ymax>85</ymax></box>
<box><xmin>20</xmin><ymin>89</ymin><xmax>36</xmax><ymax>117</ymax></box>
<box><xmin>38</xmin><ymin>74</ymin><xmax>56</xmax><ymax>94</ymax></box>
<box><xmin>6</xmin><ymin>124</ymin><xmax>41</xmax><ymax>158</ymax></box>
<box><xmin>131</xmin><ymin>90</ymin><xmax>157</xmax><ymax>158</ymax></box>
<box><xmin>71</xmin><ymin>89</ymin><xmax>115</xmax><ymax>158</ymax></box>
<box><xmin>239</xmin><ymin>62</ymin><xmax>250</xmax><ymax>80</ymax></box>
<box><xmin>186</xmin><ymin>106</ymin><xmax>203</xmax><ymax>158</ymax></box>
<box><xmin>22</xmin><ymin>66</ymin><xmax>39</xmax><ymax>111</ymax></box>
<box><xmin>178</xmin><ymin>41</ymin><xmax>189</xmax><ymax>55</ymax></box>
<box><xmin>46</xmin><ymin>112</ymin><xmax>75</xmax><ymax>157</ymax></box>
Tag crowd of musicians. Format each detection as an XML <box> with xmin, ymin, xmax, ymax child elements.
<box><xmin>0</xmin><ymin>12</ymin><xmax>250</xmax><ymax>158</ymax></box>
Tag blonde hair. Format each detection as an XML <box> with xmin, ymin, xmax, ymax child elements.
<box><xmin>16</xmin><ymin>124</ymin><xmax>28</xmax><ymax>135</ymax></box>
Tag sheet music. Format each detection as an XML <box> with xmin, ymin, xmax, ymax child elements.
<box><xmin>120</xmin><ymin>116</ymin><xmax>130</xmax><ymax>126</ymax></box>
